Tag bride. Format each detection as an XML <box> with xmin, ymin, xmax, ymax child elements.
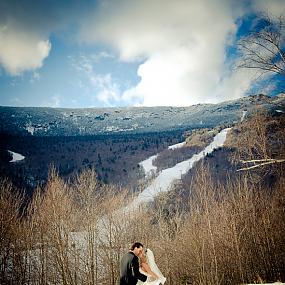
<box><xmin>137</xmin><ymin>249</ymin><xmax>166</xmax><ymax>285</ymax></box>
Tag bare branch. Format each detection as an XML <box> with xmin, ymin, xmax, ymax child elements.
<box><xmin>237</xmin><ymin>159</ymin><xmax>285</xmax><ymax>171</ymax></box>
<box><xmin>237</xmin><ymin>14</ymin><xmax>285</xmax><ymax>77</ymax></box>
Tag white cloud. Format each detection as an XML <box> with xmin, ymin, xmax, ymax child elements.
<box><xmin>91</xmin><ymin>51</ymin><xmax>115</xmax><ymax>62</ymax></box>
<box><xmin>9</xmin><ymin>97</ymin><xmax>22</xmax><ymax>104</ymax></box>
<box><xmin>70</xmin><ymin>54</ymin><xmax>122</xmax><ymax>106</ymax></box>
<box><xmin>0</xmin><ymin>0</ymin><xmax>87</xmax><ymax>76</ymax></box>
<box><xmin>252</xmin><ymin>0</ymin><xmax>285</xmax><ymax>17</ymax></box>
<box><xmin>80</xmin><ymin>0</ymin><xmax>284</xmax><ymax>106</ymax></box>
<box><xmin>92</xmin><ymin>73</ymin><xmax>121</xmax><ymax>106</ymax></box>
<box><xmin>123</xmin><ymin>44</ymin><xmax>231</xmax><ymax>106</ymax></box>
<box><xmin>30</xmin><ymin>71</ymin><xmax>41</xmax><ymax>83</ymax></box>
<box><xmin>215</xmin><ymin>69</ymin><xmax>258</xmax><ymax>102</ymax></box>
<box><xmin>0</xmin><ymin>26</ymin><xmax>51</xmax><ymax>75</ymax></box>
<box><xmin>41</xmin><ymin>94</ymin><xmax>61</xmax><ymax>108</ymax></box>
<box><xmin>81</xmin><ymin>0</ymin><xmax>244</xmax><ymax>106</ymax></box>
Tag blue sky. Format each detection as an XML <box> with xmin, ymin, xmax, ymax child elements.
<box><xmin>0</xmin><ymin>0</ymin><xmax>284</xmax><ymax>108</ymax></box>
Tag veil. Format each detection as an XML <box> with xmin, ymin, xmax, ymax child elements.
<box><xmin>146</xmin><ymin>249</ymin><xmax>166</xmax><ymax>282</ymax></box>
<box><xmin>137</xmin><ymin>248</ymin><xmax>166</xmax><ymax>285</ymax></box>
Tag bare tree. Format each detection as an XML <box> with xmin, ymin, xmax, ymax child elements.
<box><xmin>72</xmin><ymin>169</ymin><xmax>101</xmax><ymax>284</ymax></box>
<box><xmin>0</xmin><ymin>179</ymin><xmax>25</xmax><ymax>284</ymax></box>
<box><xmin>237</xmin><ymin>14</ymin><xmax>285</xmax><ymax>77</ymax></box>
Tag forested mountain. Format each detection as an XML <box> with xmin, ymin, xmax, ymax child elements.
<box><xmin>0</xmin><ymin>94</ymin><xmax>284</xmax><ymax>193</ymax></box>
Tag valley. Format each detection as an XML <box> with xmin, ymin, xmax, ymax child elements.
<box><xmin>0</xmin><ymin>94</ymin><xmax>284</xmax><ymax>194</ymax></box>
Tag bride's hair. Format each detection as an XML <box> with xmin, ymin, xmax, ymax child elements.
<box><xmin>139</xmin><ymin>253</ymin><xmax>147</xmax><ymax>263</ymax></box>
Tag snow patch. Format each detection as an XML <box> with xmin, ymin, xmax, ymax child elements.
<box><xmin>105</xmin><ymin>125</ymin><xmax>120</xmax><ymax>132</ymax></box>
<box><xmin>8</xmin><ymin>150</ymin><xmax>25</xmax><ymax>162</ymax></box>
<box><xmin>25</xmin><ymin>124</ymin><xmax>35</xmax><ymax>135</ymax></box>
<box><xmin>139</xmin><ymin>140</ymin><xmax>187</xmax><ymax>177</ymax></box>
<box><xmin>139</xmin><ymin>155</ymin><xmax>158</xmax><ymax>177</ymax></box>
<box><xmin>24</xmin><ymin>122</ymin><xmax>51</xmax><ymax>134</ymax></box>
<box><xmin>168</xmin><ymin>141</ymin><xmax>186</xmax><ymax>150</ymax></box>
<box><xmin>104</xmin><ymin>124</ymin><xmax>140</xmax><ymax>132</ymax></box>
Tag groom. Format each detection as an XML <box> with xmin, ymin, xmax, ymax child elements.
<box><xmin>119</xmin><ymin>242</ymin><xmax>148</xmax><ymax>285</ymax></box>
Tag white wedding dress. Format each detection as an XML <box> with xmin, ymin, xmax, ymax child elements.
<box><xmin>137</xmin><ymin>249</ymin><xmax>166</xmax><ymax>285</ymax></box>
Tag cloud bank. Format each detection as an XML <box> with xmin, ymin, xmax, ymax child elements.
<box><xmin>0</xmin><ymin>0</ymin><xmax>53</xmax><ymax>75</ymax></box>
<box><xmin>81</xmin><ymin>0</ymin><xmax>284</xmax><ymax>106</ymax></box>
<box><xmin>0</xmin><ymin>26</ymin><xmax>51</xmax><ymax>75</ymax></box>
<box><xmin>1</xmin><ymin>0</ymin><xmax>284</xmax><ymax>106</ymax></box>
<box><xmin>0</xmin><ymin>0</ymin><xmax>87</xmax><ymax>76</ymax></box>
<box><xmin>81</xmin><ymin>0</ymin><xmax>240</xmax><ymax>106</ymax></box>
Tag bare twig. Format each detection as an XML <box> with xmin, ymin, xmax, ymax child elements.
<box><xmin>237</xmin><ymin>14</ymin><xmax>285</xmax><ymax>77</ymax></box>
<box><xmin>237</xmin><ymin>159</ymin><xmax>285</xmax><ymax>171</ymax></box>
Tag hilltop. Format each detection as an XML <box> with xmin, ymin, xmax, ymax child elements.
<box><xmin>0</xmin><ymin>94</ymin><xmax>284</xmax><ymax>136</ymax></box>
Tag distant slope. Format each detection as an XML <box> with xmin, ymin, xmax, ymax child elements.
<box><xmin>1</xmin><ymin>94</ymin><xmax>284</xmax><ymax>136</ymax></box>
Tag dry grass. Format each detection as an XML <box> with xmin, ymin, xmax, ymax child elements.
<box><xmin>1</xmin><ymin>164</ymin><xmax>284</xmax><ymax>284</ymax></box>
<box><xmin>185</xmin><ymin>128</ymin><xmax>219</xmax><ymax>149</ymax></box>
<box><xmin>152</xmin><ymin>165</ymin><xmax>285</xmax><ymax>284</ymax></box>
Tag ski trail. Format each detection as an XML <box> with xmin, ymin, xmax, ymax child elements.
<box><xmin>128</xmin><ymin>128</ymin><xmax>230</xmax><ymax>210</ymax></box>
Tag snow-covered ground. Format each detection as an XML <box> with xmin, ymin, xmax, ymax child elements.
<box><xmin>8</xmin><ymin>150</ymin><xmax>25</xmax><ymax>162</ymax></box>
<box><xmin>139</xmin><ymin>154</ymin><xmax>158</xmax><ymax>177</ymax></box>
<box><xmin>168</xmin><ymin>141</ymin><xmax>186</xmax><ymax>150</ymax></box>
<box><xmin>130</xmin><ymin>128</ymin><xmax>230</xmax><ymax>209</ymax></box>
<box><xmin>139</xmin><ymin>140</ymin><xmax>187</xmax><ymax>177</ymax></box>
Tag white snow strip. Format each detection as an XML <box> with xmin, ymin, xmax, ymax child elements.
<box><xmin>8</xmin><ymin>150</ymin><xmax>25</xmax><ymax>162</ymax></box>
<box><xmin>139</xmin><ymin>155</ymin><xmax>158</xmax><ymax>176</ymax></box>
<box><xmin>275</xmin><ymin>109</ymin><xmax>283</xmax><ymax>113</ymax></box>
<box><xmin>168</xmin><ymin>141</ymin><xmax>186</xmax><ymax>150</ymax></box>
<box><xmin>139</xmin><ymin>141</ymin><xmax>186</xmax><ymax>177</ymax></box>
<box><xmin>129</xmin><ymin>128</ymin><xmax>231</xmax><ymax>209</ymax></box>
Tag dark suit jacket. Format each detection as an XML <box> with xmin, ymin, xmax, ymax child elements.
<box><xmin>119</xmin><ymin>252</ymin><xmax>147</xmax><ymax>285</ymax></box>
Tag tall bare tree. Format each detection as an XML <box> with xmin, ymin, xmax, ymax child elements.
<box><xmin>238</xmin><ymin>14</ymin><xmax>285</xmax><ymax>77</ymax></box>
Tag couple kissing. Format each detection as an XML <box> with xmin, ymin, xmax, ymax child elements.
<box><xmin>120</xmin><ymin>242</ymin><xmax>166</xmax><ymax>285</ymax></box>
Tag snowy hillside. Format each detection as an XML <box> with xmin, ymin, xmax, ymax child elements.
<box><xmin>0</xmin><ymin>94</ymin><xmax>283</xmax><ymax>136</ymax></box>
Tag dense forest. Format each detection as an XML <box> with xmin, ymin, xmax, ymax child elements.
<box><xmin>0</xmin><ymin>130</ymin><xmax>184</xmax><ymax>195</ymax></box>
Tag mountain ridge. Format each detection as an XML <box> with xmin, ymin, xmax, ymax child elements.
<box><xmin>1</xmin><ymin>94</ymin><xmax>284</xmax><ymax>136</ymax></box>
